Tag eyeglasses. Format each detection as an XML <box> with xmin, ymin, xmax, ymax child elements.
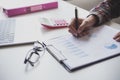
<box><xmin>24</xmin><ymin>41</ymin><xmax>45</xmax><ymax>66</ymax></box>
<box><xmin>24</xmin><ymin>41</ymin><xmax>62</xmax><ymax>67</ymax></box>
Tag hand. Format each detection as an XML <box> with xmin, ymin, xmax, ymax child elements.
<box><xmin>113</xmin><ymin>32</ymin><xmax>120</xmax><ymax>42</ymax></box>
<box><xmin>68</xmin><ymin>18</ymin><xmax>83</xmax><ymax>36</ymax></box>
<box><xmin>68</xmin><ymin>15</ymin><xmax>97</xmax><ymax>37</ymax></box>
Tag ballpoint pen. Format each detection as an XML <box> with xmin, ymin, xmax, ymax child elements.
<box><xmin>0</xmin><ymin>41</ymin><xmax>35</xmax><ymax>47</ymax></box>
<box><xmin>75</xmin><ymin>7</ymin><xmax>79</xmax><ymax>30</ymax></box>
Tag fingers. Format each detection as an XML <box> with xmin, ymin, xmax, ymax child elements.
<box><xmin>78</xmin><ymin>30</ymin><xmax>89</xmax><ymax>37</ymax></box>
<box><xmin>69</xmin><ymin>27</ymin><xmax>77</xmax><ymax>36</ymax></box>
<box><xmin>68</xmin><ymin>18</ymin><xmax>83</xmax><ymax>28</ymax></box>
<box><xmin>113</xmin><ymin>32</ymin><xmax>120</xmax><ymax>42</ymax></box>
<box><xmin>68</xmin><ymin>18</ymin><xmax>91</xmax><ymax>37</ymax></box>
<box><xmin>68</xmin><ymin>18</ymin><xmax>83</xmax><ymax>37</ymax></box>
<box><xmin>78</xmin><ymin>20</ymin><xmax>89</xmax><ymax>34</ymax></box>
<box><xmin>68</xmin><ymin>19</ymin><xmax>77</xmax><ymax>36</ymax></box>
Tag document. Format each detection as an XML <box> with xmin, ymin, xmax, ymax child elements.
<box><xmin>45</xmin><ymin>25</ymin><xmax>120</xmax><ymax>72</ymax></box>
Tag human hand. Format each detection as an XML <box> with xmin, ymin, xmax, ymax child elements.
<box><xmin>113</xmin><ymin>32</ymin><xmax>120</xmax><ymax>42</ymax></box>
<box><xmin>68</xmin><ymin>18</ymin><xmax>83</xmax><ymax>36</ymax></box>
<box><xmin>68</xmin><ymin>15</ymin><xmax>97</xmax><ymax>37</ymax></box>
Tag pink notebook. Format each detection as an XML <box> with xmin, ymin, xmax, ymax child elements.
<box><xmin>3</xmin><ymin>1</ymin><xmax>58</xmax><ymax>17</ymax></box>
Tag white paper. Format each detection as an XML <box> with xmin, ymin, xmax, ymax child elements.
<box><xmin>47</xmin><ymin>25</ymin><xmax>120</xmax><ymax>70</ymax></box>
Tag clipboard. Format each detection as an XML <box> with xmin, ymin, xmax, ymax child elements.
<box><xmin>42</xmin><ymin>25</ymin><xmax>120</xmax><ymax>72</ymax></box>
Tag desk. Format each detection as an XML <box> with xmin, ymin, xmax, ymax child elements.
<box><xmin>0</xmin><ymin>0</ymin><xmax>120</xmax><ymax>80</ymax></box>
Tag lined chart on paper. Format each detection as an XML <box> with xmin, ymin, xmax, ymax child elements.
<box><xmin>49</xmin><ymin>35</ymin><xmax>88</xmax><ymax>59</ymax></box>
<box><xmin>104</xmin><ymin>42</ymin><xmax>118</xmax><ymax>49</ymax></box>
<box><xmin>47</xmin><ymin>25</ymin><xmax>120</xmax><ymax>60</ymax></box>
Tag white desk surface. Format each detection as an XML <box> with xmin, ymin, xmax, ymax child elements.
<box><xmin>0</xmin><ymin>0</ymin><xmax>120</xmax><ymax>80</ymax></box>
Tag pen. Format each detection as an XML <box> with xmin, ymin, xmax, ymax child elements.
<box><xmin>0</xmin><ymin>41</ymin><xmax>35</xmax><ymax>48</ymax></box>
<box><xmin>75</xmin><ymin>7</ymin><xmax>79</xmax><ymax>30</ymax></box>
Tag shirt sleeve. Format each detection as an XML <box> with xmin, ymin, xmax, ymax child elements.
<box><xmin>90</xmin><ymin>0</ymin><xmax>120</xmax><ymax>25</ymax></box>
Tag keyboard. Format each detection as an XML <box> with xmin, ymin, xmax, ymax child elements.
<box><xmin>0</xmin><ymin>19</ymin><xmax>15</xmax><ymax>44</ymax></box>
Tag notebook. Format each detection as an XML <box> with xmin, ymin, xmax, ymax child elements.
<box><xmin>44</xmin><ymin>25</ymin><xmax>120</xmax><ymax>72</ymax></box>
<box><xmin>0</xmin><ymin>18</ymin><xmax>39</xmax><ymax>47</ymax></box>
<box><xmin>0</xmin><ymin>0</ymin><xmax>58</xmax><ymax>17</ymax></box>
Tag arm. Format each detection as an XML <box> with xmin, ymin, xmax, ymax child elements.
<box><xmin>68</xmin><ymin>0</ymin><xmax>120</xmax><ymax>38</ymax></box>
<box><xmin>90</xmin><ymin>0</ymin><xmax>120</xmax><ymax>25</ymax></box>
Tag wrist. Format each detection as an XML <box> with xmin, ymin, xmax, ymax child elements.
<box><xmin>87</xmin><ymin>14</ymin><xmax>99</xmax><ymax>27</ymax></box>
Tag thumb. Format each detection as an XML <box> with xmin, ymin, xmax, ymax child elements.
<box><xmin>78</xmin><ymin>20</ymin><xmax>88</xmax><ymax>33</ymax></box>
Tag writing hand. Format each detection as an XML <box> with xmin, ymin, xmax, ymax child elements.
<box><xmin>113</xmin><ymin>32</ymin><xmax>120</xmax><ymax>42</ymax></box>
<box><xmin>68</xmin><ymin>15</ymin><xmax>97</xmax><ymax>37</ymax></box>
<box><xmin>68</xmin><ymin>18</ymin><xmax>83</xmax><ymax>37</ymax></box>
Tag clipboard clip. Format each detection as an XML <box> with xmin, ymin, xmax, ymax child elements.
<box><xmin>42</xmin><ymin>42</ymin><xmax>67</xmax><ymax>62</ymax></box>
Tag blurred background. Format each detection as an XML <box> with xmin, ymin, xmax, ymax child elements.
<box><xmin>64</xmin><ymin>0</ymin><xmax>120</xmax><ymax>24</ymax></box>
